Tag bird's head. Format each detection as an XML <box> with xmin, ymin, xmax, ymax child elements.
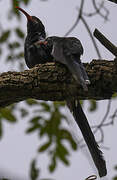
<box><xmin>16</xmin><ymin>7</ymin><xmax>46</xmax><ymax>37</ymax></box>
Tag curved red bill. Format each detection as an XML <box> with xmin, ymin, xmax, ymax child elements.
<box><xmin>16</xmin><ymin>7</ymin><xmax>33</xmax><ymax>21</ymax></box>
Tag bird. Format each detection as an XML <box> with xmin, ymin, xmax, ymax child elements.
<box><xmin>16</xmin><ymin>7</ymin><xmax>53</xmax><ymax>68</ymax></box>
<box><xmin>16</xmin><ymin>7</ymin><xmax>107</xmax><ymax>177</ymax></box>
<box><xmin>44</xmin><ymin>36</ymin><xmax>90</xmax><ymax>91</ymax></box>
<box><xmin>39</xmin><ymin>36</ymin><xmax>107</xmax><ymax>177</ymax></box>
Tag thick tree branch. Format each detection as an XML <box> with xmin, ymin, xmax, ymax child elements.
<box><xmin>94</xmin><ymin>29</ymin><xmax>117</xmax><ymax>56</ymax></box>
<box><xmin>0</xmin><ymin>59</ymin><xmax>117</xmax><ymax>108</ymax></box>
<box><xmin>107</xmin><ymin>0</ymin><xmax>117</xmax><ymax>4</ymax></box>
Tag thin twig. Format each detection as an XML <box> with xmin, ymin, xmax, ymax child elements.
<box><xmin>83</xmin><ymin>2</ymin><xmax>109</xmax><ymax>21</ymax></box>
<box><xmin>81</xmin><ymin>16</ymin><xmax>101</xmax><ymax>58</ymax></box>
<box><xmin>93</xmin><ymin>99</ymin><xmax>111</xmax><ymax>134</ymax></box>
<box><xmin>64</xmin><ymin>0</ymin><xmax>84</xmax><ymax>37</ymax></box>
<box><xmin>92</xmin><ymin>0</ymin><xmax>109</xmax><ymax>20</ymax></box>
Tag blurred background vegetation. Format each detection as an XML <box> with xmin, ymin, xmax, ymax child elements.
<box><xmin>0</xmin><ymin>0</ymin><xmax>117</xmax><ymax>180</ymax></box>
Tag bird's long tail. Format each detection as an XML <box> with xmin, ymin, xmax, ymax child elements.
<box><xmin>66</xmin><ymin>100</ymin><xmax>107</xmax><ymax>177</ymax></box>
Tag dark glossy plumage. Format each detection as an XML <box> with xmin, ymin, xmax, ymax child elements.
<box><xmin>16</xmin><ymin>7</ymin><xmax>53</xmax><ymax>68</ymax></box>
<box><xmin>46</xmin><ymin>36</ymin><xmax>90</xmax><ymax>91</ymax></box>
<box><xmin>46</xmin><ymin>36</ymin><xmax>107</xmax><ymax>177</ymax></box>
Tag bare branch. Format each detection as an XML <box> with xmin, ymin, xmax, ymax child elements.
<box><xmin>94</xmin><ymin>29</ymin><xmax>117</xmax><ymax>56</ymax></box>
<box><xmin>92</xmin><ymin>99</ymin><xmax>112</xmax><ymax>133</ymax></box>
<box><xmin>107</xmin><ymin>0</ymin><xmax>117</xmax><ymax>4</ymax></box>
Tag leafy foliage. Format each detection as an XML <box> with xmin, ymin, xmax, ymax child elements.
<box><xmin>15</xmin><ymin>28</ymin><xmax>25</xmax><ymax>39</ymax></box>
<box><xmin>30</xmin><ymin>159</ymin><xmax>39</xmax><ymax>180</ymax></box>
<box><xmin>0</xmin><ymin>107</ymin><xmax>17</xmax><ymax>139</ymax></box>
<box><xmin>88</xmin><ymin>100</ymin><xmax>97</xmax><ymax>112</ymax></box>
<box><xmin>0</xmin><ymin>31</ymin><xmax>10</xmax><ymax>44</ymax></box>
<box><xmin>26</xmin><ymin>101</ymin><xmax>77</xmax><ymax>172</ymax></box>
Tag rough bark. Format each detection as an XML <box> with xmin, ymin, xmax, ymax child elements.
<box><xmin>0</xmin><ymin>59</ymin><xmax>117</xmax><ymax>108</ymax></box>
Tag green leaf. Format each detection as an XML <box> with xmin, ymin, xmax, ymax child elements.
<box><xmin>26</xmin><ymin>99</ymin><xmax>39</xmax><ymax>106</ymax></box>
<box><xmin>58</xmin><ymin>129</ymin><xmax>77</xmax><ymax>150</ymax></box>
<box><xmin>113</xmin><ymin>177</ymin><xmax>117</xmax><ymax>180</ymax></box>
<box><xmin>11</xmin><ymin>0</ymin><xmax>20</xmax><ymax>18</ymax></box>
<box><xmin>30</xmin><ymin>116</ymin><xmax>41</xmax><ymax>124</ymax></box>
<box><xmin>56</xmin><ymin>143</ymin><xmax>69</xmax><ymax>165</ymax></box>
<box><xmin>16</xmin><ymin>52</ymin><xmax>24</xmax><ymax>59</ymax></box>
<box><xmin>8</xmin><ymin>42</ymin><xmax>20</xmax><ymax>49</ymax></box>
<box><xmin>53</xmin><ymin>101</ymin><xmax>65</xmax><ymax>108</ymax></box>
<box><xmin>23</xmin><ymin>0</ymin><xmax>30</xmax><ymax>5</ymax></box>
<box><xmin>0</xmin><ymin>108</ymin><xmax>17</xmax><ymax>123</ymax></box>
<box><xmin>38</xmin><ymin>141</ymin><xmax>51</xmax><ymax>152</ymax></box>
<box><xmin>40</xmin><ymin>102</ymin><xmax>51</xmax><ymax>112</ymax></box>
<box><xmin>15</xmin><ymin>28</ymin><xmax>25</xmax><ymax>39</ymax></box>
<box><xmin>49</xmin><ymin>156</ymin><xmax>56</xmax><ymax>172</ymax></box>
<box><xmin>0</xmin><ymin>31</ymin><xmax>10</xmax><ymax>43</ymax></box>
<box><xmin>6</xmin><ymin>54</ymin><xmax>15</xmax><ymax>61</ymax></box>
<box><xmin>112</xmin><ymin>93</ymin><xmax>117</xmax><ymax>98</ymax></box>
<box><xmin>20</xmin><ymin>108</ymin><xmax>28</xmax><ymax>117</ymax></box>
<box><xmin>89</xmin><ymin>100</ymin><xmax>97</xmax><ymax>112</ymax></box>
<box><xmin>26</xmin><ymin>124</ymin><xmax>40</xmax><ymax>134</ymax></box>
<box><xmin>30</xmin><ymin>159</ymin><xmax>39</xmax><ymax>180</ymax></box>
<box><xmin>0</xmin><ymin>48</ymin><xmax>2</xmax><ymax>55</ymax></box>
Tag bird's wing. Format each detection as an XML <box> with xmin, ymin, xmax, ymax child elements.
<box><xmin>63</xmin><ymin>37</ymin><xmax>84</xmax><ymax>56</ymax></box>
<box><xmin>51</xmin><ymin>40</ymin><xmax>88</xmax><ymax>91</ymax></box>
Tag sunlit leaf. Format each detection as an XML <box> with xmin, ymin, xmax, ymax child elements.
<box><xmin>0</xmin><ymin>108</ymin><xmax>17</xmax><ymax>123</ymax></box>
<box><xmin>0</xmin><ymin>31</ymin><xmax>10</xmax><ymax>43</ymax></box>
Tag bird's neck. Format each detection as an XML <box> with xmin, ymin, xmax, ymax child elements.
<box><xmin>27</xmin><ymin>30</ymin><xmax>46</xmax><ymax>44</ymax></box>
